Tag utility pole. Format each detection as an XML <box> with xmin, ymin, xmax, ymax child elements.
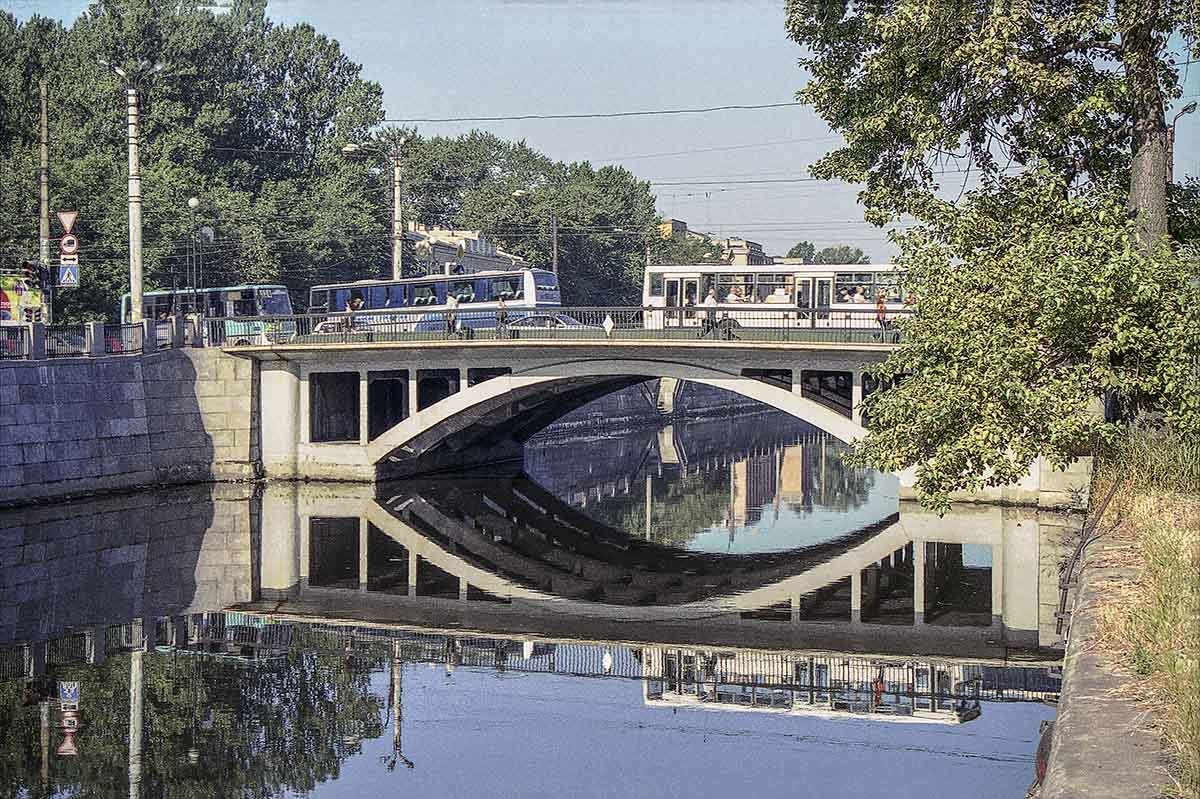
<box><xmin>39</xmin><ymin>80</ymin><xmax>51</xmax><ymax>324</ymax></box>
<box><xmin>550</xmin><ymin>214</ymin><xmax>559</xmax><ymax>274</ymax></box>
<box><xmin>392</xmin><ymin>151</ymin><xmax>403</xmax><ymax>280</ymax></box>
<box><xmin>126</xmin><ymin>86</ymin><xmax>144</xmax><ymax>322</ymax></box>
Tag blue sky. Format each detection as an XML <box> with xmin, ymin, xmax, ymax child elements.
<box><xmin>12</xmin><ymin>0</ymin><xmax>1200</xmax><ymax>259</ymax></box>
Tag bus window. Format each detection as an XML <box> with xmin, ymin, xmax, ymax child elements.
<box><xmin>207</xmin><ymin>292</ymin><xmax>227</xmax><ymax>318</ymax></box>
<box><xmin>648</xmin><ymin>273</ymin><xmax>664</xmax><ymax>297</ymax></box>
<box><xmin>489</xmin><ymin>277</ymin><xmax>521</xmax><ymax>301</ymax></box>
<box><xmin>533</xmin><ymin>272</ymin><xmax>560</xmax><ymax>303</ymax></box>
<box><xmin>256</xmin><ymin>288</ymin><xmax>292</xmax><ymax>315</ymax></box>
<box><xmin>232</xmin><ymin>295</ymin><xmax>258</xmax><ymax>317</ymax></box>
<box><xmin>309</xmin><ymin>289</ymin><xmax>329</xmax><ymax>312</ymax></box>
<box><xmin>449</xmin><ymin>280</ymin><xmax>476</xmax><ymax>303</ymax></box>
<box><xmin>369</xmin><ymin>284</ymin><xmax>406</xmax><ymax>308</ymax></box>
<box><xmin>411</xmin><ymin>283</ymin><xmax>441</xmax><ymax>306</ymax></box>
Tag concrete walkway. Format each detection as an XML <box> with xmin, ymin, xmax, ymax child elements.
<box><xmin>1041</xmin><ymin>535</ymin><xmax>1168</xmax><ymax>798</ymax></box>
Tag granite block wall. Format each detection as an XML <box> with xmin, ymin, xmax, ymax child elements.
<box><xmin>0</xmin><ymin>348</ymin><xmax>259</xmax><ymax>506</ymax></box>
<box><xmin>0</xmin><ymin>482</ymin><xmax>257</xmax><ymax>647</ymax></box>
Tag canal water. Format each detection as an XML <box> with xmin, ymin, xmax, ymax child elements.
<box><xmin>0</xmin><ymin>405</ymin><xmax>1078</xmax><ymax>798</ymax></box>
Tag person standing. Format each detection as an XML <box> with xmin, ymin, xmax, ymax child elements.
<box><xmin>444</xmin><ymin>291</ymin><xmax>459</xmax><ymax>337</ymax></box>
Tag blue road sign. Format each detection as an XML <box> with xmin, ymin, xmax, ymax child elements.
<box><xmin>58</xmin><ymin>680</ymin><xmax>80</xmax><ymax>706</ymax></box>
<box><xmin>58</xmin><ymin>264</ymin><xmax>79</xmax><ymax>287</ymax></box>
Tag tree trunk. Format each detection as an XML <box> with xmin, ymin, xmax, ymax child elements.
<box><xmin>1122</xmin><ymin>13</ymin><xmax>1170</xmax><ymax>253</ymax></box>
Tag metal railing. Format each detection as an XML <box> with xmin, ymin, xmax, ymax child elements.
<box><xmin>44</xmin><ymin>325</ymin><xmax>89</xmax><ymax>358</ymax></box>
<box><xmin>154</xmin><ymin>320</ymin><xmax>175</xmax><ymax>350</ymax></box>
<box><xmin>204</xmin><ymin>306</ymin><xmax>911</xmax><ymax>348</ymax></box>
<box><xmin>0</xmin><ymin>325</ymin><xmax>26</xmax><ymax>360</ymax></box>
<box><xmin>103</xmin><ymin>323</ymin><xmax>142</xmax><ymax>355</ymax></box>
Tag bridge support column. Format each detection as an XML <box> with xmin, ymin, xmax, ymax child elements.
<box><xmin>261</xmin><ymin>363</ymin><xmax>301</xmax><ymax>478</ymax></box>
<box><xmin>851</xmin><ymin>569</ymin><xmax>863</xmax><ymax>624</ymax></box>
<box><xmin>407</xmin><ymin>550</ymin><xmax>418</xmax><ymax>597</ymax></box>
<box><xmin>261</xmin><ymin>482</ymin><xmax>300</xmax><ymax>598</ymax></box>
<box><xmin>407</xmin><ymin>371</ymin><xmax>418</xmax><ymax>421</ymax></box>
<box><xmin>991</xmin><ymin>542</ymin><xmax>1004</xmax><ymax>628</ymax></box>
<box><xmin>851</xmin><ymin>370</ymin><xmax>864</xmax><ymax>426</ymax></box>
<box><xmin>913</xmin><ymin>540</ymin><xmax>926</xmax><ymax>625</ymax></box>
<box><xmin>359</xmin><ymin>517</ymin><xmax>369</xmax><ymax>591</ymax></box>
<box><xmin>359</xmin><ymin>370</ymin><xmax>370</xmax><ymax>446</ymax></box>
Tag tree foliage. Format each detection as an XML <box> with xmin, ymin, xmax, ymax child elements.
<box><xmin>0</xmin><ymin>1</ymin><xmax>666</xmax><ymax>319</ymax></box>
<box><xmin>813</xmin><ymin>244</ymin><xmax>870</xmax><ymax>264</ymax></box>
<box><xmin>855</xmin><ymin>173</ymin><xmax>1200</xmax><ymax>509</ymax></box>
<box><xmin>786</xmin><ymin>240</ymin><xmax>815</xmax><ymax>262</ymax></box>
<box><xmin>786</xmin><ymin>3</ymin><xmax>1200</xmax><ymax>503</ymax></box>
<box><xmin>785</xmin><ymin>1</ymin><xmax>1200</xmax><ymax>245</ymax></box>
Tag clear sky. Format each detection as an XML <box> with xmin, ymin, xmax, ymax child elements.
<box><xmin>12</xmin><ymin>0</ymin><xmax>1200</xmax><ymax>260</ymax></box>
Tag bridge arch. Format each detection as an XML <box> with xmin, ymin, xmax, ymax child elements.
<box><xmin>367</xmin><ymin>357</ymin><xmax>866</xmax><ymax>470</ymax></box>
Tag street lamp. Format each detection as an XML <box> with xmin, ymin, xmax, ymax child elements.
<box><xmin>1168</xmin><ymin>101</ymin><xmax>1197</xmax><ymax>185</ymax></box>
<box><xmin>343</xmin><ymin>140</ymin><xmax>405</xmax><ymax>280</ymax></box>
<box><xmin>99</xmin><ymin>58</ymin><xmax>165</xmax><ymax>322</ymax></box>
<box><xmin>187</xmin><ymin>197</ymin><xmax>200</xmax><ymax>312</ymax></box>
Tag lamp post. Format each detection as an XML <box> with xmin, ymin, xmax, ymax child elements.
<box><xmin>187</xmin><ymin>196</ymin><xmax>200</xmax><ymax>313</ymax></box>
<box><xmin>1168</xmin><ymin>100</ymin><xmax>1197</xmax><ymax>185</ymax></box>
<box><xmin>100</xmin><ymin>58</ymin><xmax>164</xmax><ymax>322</ymax></box>
<box><xmin>343</xmin><ymin>141</ymin><xmax>405</xmax><ymax>280</ymax></box>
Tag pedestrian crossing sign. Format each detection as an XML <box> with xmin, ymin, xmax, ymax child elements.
<box><xmin>58</xmin><ymin>264</ymin><xmax>79</xmax><ymax>288</ymax></box>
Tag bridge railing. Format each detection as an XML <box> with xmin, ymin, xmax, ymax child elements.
<box><xmin>201</xmin><ymin>306</ymin><xmax>913</xmax><ymax>348</ymax></box>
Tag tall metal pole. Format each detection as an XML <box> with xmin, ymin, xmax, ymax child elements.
<box><xmin>39</xmin><ymin>80</ymin><xmax>52</xmax><ymax>325</ymax></box>
<box><xmin>392</xmin><ymin>151</ymin><xmax>403</xmax><ymax>280</ymax></box>
<box><xmin>550</xmin><ymin>214</ymin><xmax>559</xmax><ymax>274</ymax></box>
<box><xmin>126</xmin><ymin>87</ymin><xmax>144</xmax><ymax>322</ymax></box>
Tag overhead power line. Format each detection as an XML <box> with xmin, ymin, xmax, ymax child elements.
<box><xmin>382</xmin><ymin>102</ymin><xmax>802</xmax><ymax>124</ymax></box>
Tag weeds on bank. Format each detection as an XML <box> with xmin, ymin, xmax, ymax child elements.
<box><xmin>1096</xmin><ymin>431</ymin><xmax>1200</xmax><ymax>797</ymax></box>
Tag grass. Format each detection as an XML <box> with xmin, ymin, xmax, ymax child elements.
<box><xmin>1095</xmin><ymin>430</ymin><xmax>1200</xmax><ymax>797</ymax></box>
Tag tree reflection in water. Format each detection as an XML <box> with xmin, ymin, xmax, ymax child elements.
<box><xmin>0</xmin><ymin>632</ymin><xmax>386</xmax><ymax>797</ymax></box>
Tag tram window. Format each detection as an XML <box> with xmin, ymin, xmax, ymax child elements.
<box><xmin>489</xmin><ymin>277</ymin><xmax>521</xmax><ymax>301</ymax></box>
<box><xmin>648</xmin><ymin>273</ymin><xmax>664</xmax><ymax>297</ymax></box>
<box><xmin>665</xmin><ymin>280</ymin><xmax>679</xmax><ymax>306</ymax></box>
<box><xmin>232</xmin><ymin>297</ymin><xmax>257</xmax><ymax>316</ymax></box>
<box><xmin>449</xmin><ymin>280</ymin><xmax>476</xmax><ymax>303</ymax></box>
<box><xmin>411</xmin><ymin>283</ymin><xmax>440</xmax><ymax>306</ymax></box>
<box><xmin>369</xmin><ymin>284</ymin><xmax>405</xmax><ymax>308</ymax></box>
<box><xmin>208</xmin><ymin>293</ymin><xmax>226</xmax><ymax>317</ymax></box>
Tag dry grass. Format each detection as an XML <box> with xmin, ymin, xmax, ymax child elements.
<box><xmin>1095</xmin><ymin>431</ymin><xmax>1200</xmax><ymax>797</ymax></box>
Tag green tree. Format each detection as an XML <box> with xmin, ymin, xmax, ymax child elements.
<box><xmin>786</xmin><ymin>240</ymin><xmax>815</xmax><ymax>262</ymax></box>
<box><xmin>853</xmin><ymin>173</ymin><xmax>1200</xmax><ymax>509</ymax></box>
<box><xmin>786</xmin><ymin>4</ymin><xmax>1200</xmax><ymax>504</ymax></box>
<box><xmin>652</xmin><ymin>230</ymin><xmax>726</xmax><ymax>266</ymax></box>
<box><xmin>813</xmin><ymin>244</ymin><xmax>869</xmax><ymax>265</ymax></box>
<box><xmin>0</xmin><ymin>0</ymin><xmax>386</xmax><ymax>321</ymax></box>
<box><xmin>785</xmin><ymin>2</ymin><xmax>1200</xmax><ymax>250</ymax></box>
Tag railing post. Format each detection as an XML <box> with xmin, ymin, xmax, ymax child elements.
<box><xmin>27</xmin><ymin>322</ymin><xmax>45</xmax><ymax>360</ymax></box>
<box><xmin>86</xmin><ymin>321</ymin><xmax>105</xmax><ymax>357</ymax></box>
<box><xmin>140</xmin><ymin>319</ymin><xmax>156</xmax><ymax>353</ymax></box>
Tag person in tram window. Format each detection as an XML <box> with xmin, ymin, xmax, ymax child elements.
<box><xmin>851</xmin><ymin>286</ymin><xmax>868</xmax><ymax>303</ymax></box>
<box><xmin>765</xmin><ymin>287</ymin><xmax>790</xmax><ymax>304</ymax></box>
<box><xmin>724</xmin><ymin>286</ymin><xmax>745</xmax><ymax>303</ymax></box>
<box><xmin>875</xmin><ymin>291</ymin><xmax>889</xmax><ymax>338</ymax></box>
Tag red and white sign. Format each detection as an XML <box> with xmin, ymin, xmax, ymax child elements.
<box><xmin>56</xmin><ymin>210</ymin><xmax>78</xmax><ymax>234</ymax></box>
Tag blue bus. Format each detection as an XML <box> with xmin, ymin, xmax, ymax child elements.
<box><xmin>307</xmin><ymin>268</ymin><xmax>561</xmax><ymax>325</ymax></box>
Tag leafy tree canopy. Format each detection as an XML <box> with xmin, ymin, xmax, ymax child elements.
<box><xmin>786</xmin><ymin>240</ymin><xmax>815</xmax><ymax>262</ymax></box>
<box><xmin>787</xmin><ymin>3</ymin><xmax>1200</xmax><ymax>504</ymax></box>
<box><xmin>0</xmin><ymin>0</ymin><xmax>668</xmax><ymax>319</ymax></box>
<box><xmin>855</xmin><ymin>172</ymin><xmax>1200</xmax><ymax>509</ymax></box>
<box><xmin>785</xmin><ymin>1</ymin><xmax>1200</xmax><ymax>246</ymax></box>
<box><xmin>813</xmin><ymin>244</ymin><xmax>870</xmax><ymax>264</ymax></box>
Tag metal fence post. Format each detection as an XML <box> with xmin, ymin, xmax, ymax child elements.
<box><xmin>27</xmin><ymin>322</ymin><xmax>45</xmax><ymax>360</ymax></box>
<box><xmin>140</xmin><ymin>319</ymin><xmax>156</xmax><ymax>353</ymax></box>
<box><xmin>86</xmin><ymin>321</ymin><xmax>105</xmax><ymax>357</ymax></box>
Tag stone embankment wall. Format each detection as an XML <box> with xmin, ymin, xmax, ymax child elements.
<box><xmin>0</xmin><ymin>482</ymin><xmax>257</xmax><ymax>647</ymax></box>
<box><xmin>0</xmin><ymin>348</ymin><xmax>258</xmax><ymax>507</ymax></box>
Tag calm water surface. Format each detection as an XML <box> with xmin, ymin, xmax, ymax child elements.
<box><xmin>1</xmin><ymin>409</ymin><xmax>1077</xmax><ymax>798</ymax></box>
